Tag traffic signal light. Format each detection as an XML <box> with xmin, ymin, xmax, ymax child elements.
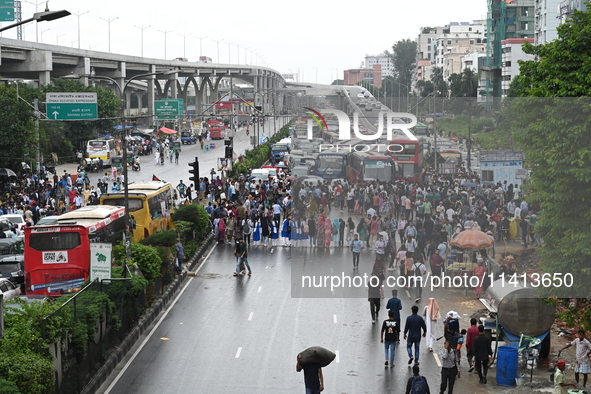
<box><xmin>188</xmin><ymin>157</ymin><xmax>199</xmax><ymax>183</ymax></box>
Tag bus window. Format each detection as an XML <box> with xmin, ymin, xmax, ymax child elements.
<box><xmin>29</xmin><ymin>233</ymin><xmax>81</xmax><ymax>251</ymax></box>
<box><xmin>101</xmin><ymin>198</ymin><xmax>144</xmax><ymax>211</ymax></box>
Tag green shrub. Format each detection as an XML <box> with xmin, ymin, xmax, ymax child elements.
<box><xmin>0</xmin><ymin>378</ymin><xmax>20</xmax><ymax>394</ymax></box>
<box><xmin>184</xmin><ymin>240</ymin><xmax>200</xmax><ymax>258</ymax></box>
<box><xmin>172</xmin><ymin>204</ymin><xmax>210</xmax><ymax>241</ymax></box>
<box><xmin>114</xmin><ymin>243</ymin><xmax>162</xmax><ymax>282</ymax></box>
<box><xmin>0</xmin><ymin>352</ymin><xmax>53</xmax><ymax>394</ymax></box>
<box><xmin>139</xmin><ymin>230</ymin><xmax>177</xmax><ymax>247</ymax></box>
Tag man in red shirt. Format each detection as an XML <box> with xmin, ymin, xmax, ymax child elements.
<box><xmin>465</xmin><ymin>318</ymin><xmax>480</xmax><ymax>372</ymax></box>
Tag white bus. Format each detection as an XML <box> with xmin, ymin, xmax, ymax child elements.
<box><xmin>86</xmin><ymin>139</ymin><xmax>117</xmax><ymax>165</ymax></box>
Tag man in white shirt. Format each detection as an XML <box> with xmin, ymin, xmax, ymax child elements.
<box><xmin>446</xmin><ymin>207</ymin><xmax>455</xmax><ymax>222</ymax></box>
<box><xmin>367</xmin><ymin>206</ymin><xmax>377</xmax><ymax>218</ymax></box>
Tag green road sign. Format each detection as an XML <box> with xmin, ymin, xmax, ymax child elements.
<box><xmin>155</xmin><ymin>99</ymin><xmax>184</xmax><ymax>119</ymax></box>
<box><xmin>0</xmin><ymin>1</ymin><xmax>15</xmax><ymax>6</ymax></box>
<box><xmin>46</xmin><ymin>92</ymin><xmax>98</xmax><ymax>120</ymax></box>
<box><xmin>47</xmin><ymin>103</ymin><xmax>98</xmax><ymax>120</ymax></box>
<box><xmin>0</xmin><ymin>6</ymin><xmax>14</xmax><ymax>22</ymax></box>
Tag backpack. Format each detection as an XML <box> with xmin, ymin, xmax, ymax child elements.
<box><xmin>411</xmin><ymin>375</ymin><xmax>427</xmax><ymax>394</ymax></box>
<box><xmin>332</xmin><ymin>225</ymin><xmax>338</xmax><ymax>235</ymax></box>
<box><xmin>413</xmin><ymin>263</ymin><xmax>422</xmax><ymax>277</ymax></box>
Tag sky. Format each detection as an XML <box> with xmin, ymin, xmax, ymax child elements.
<box><xmin>2</xmin><ymin>0</ymin><xmax>487</xmax><ymax>84</ymax></box>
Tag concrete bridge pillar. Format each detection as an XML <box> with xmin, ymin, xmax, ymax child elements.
<box><xmin>147</xmin><ymin>64</ymin><xmax>156</xmax><ymax>124</ymax></box>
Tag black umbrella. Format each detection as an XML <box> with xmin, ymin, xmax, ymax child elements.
<box><xmin>0</xmin><ymin>168</ymin><xmax>17</xmax><ymax>178</ymax></box>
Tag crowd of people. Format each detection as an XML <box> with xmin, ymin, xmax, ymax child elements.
<box><xmin>199</xmin><ymin>169</ymin><xmax>540</xmax><ymax>284</ymax></box>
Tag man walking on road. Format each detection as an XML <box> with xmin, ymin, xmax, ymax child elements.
<box><xmin>175</xmin><ymin>239</ymin><xmax>185</xmax><ymax>273</ymax></box>
<box><xmin>466</xmin><ymin>318</ymin><xmax>479</xmax><ymax>372</ymax></box>
<box><xmin>381</xmin><ymin>310</ymin><xmax>400</xmax><ymax>368</ymax></box>
<box><xmin>368</xmin><ymin>272</ymin><xmax>384</xmax><ymax>324</ymax></box>
<box><xmin>296</xmin><ymin>354</ymin><xmax>324</xmax><ymax>394</ymax></box>
<box><xmin>440</xmin><ymin>340</ymin><xmax>460</xmax><ymax>394</ymax></box>
<box><xmin>405</xmin><ymin>364</ymin><xmax>431</xmax><ymax>394</ymax></box>
<box><xmin>404</xmin><ymin>305</ymin><xmax>427</xmax><ymax>366</ymax></box>
<box><xmin>234</xmin><ymin>238</ymin><xmax>252</xmax><ymax>276</ymax></box>
<box><xmin>386</xmin><ymin>289</ymin><xmax>402</xmax><ymax>328</ymax></box>
<box><xmin>350</xmin><ymin>233</ymin><xmax>364</xmax><ymax>269</ymax></box>
<box><xmin>474</xmin><ymin>325</ymin><xmax>493</xmax><ymax>384</ymax></box>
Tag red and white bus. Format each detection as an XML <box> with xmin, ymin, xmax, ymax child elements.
<box><xmin>346</xmin><ymin>151</ymin><xmax>398</xmax><ymax>182</ymax></box>
<box><xmin>390</xmin><ymin>137</ymin><xmax>425</xmax><ymax>182</ymax></box>
<box><xmin>24</xmin><ymin>205</ymin><xmax>126</xmax><ymax>296</ymax></box>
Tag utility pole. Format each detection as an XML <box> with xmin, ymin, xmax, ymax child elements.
<box><xmin>74</xmin><ymin>10</ymin><xmax>89</xmax><ymax>49</ymax></box>
<box><xmin>100</xmin><ymin>16</ymin><xmax>118</xmax><ymax>53</ymax></box>
<box><xmin>158</xmin><ymin>29</ymin><xmax>173</xmax><ymax>59</ymax></box>
<box><xmin>134</xmin><ymin>24</ymin><xmax>150</xmax><ymax>57</ymax></box>
<box><xmin>178</xmin><ymin>32</ymin><xmax>192</xmax><ymax>59</ymax></box>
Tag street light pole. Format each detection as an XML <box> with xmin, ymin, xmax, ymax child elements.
<box><xmin>227</xmin><ymin>41</ymin><xmax>233</xmax><ymax>64</ymax></box>
<box><xmin>55</xmin><ymin>33</ymin><xmax>64</xmax><ymax>45</ymax></box>
<box><xmin>99</xmin><ymin>16</ymin><xmax>118</xmax><ymax>53</ymax></box>
<box><xmin>196</xmin><ymin>35</ymin><xmax>208</xmax><ymax>58</ymax></box>
<box><xmin>178</xmin><ymin>32</ymin><xmax>192</xmax><ymax>59</ymax></box>
<box><xmin>73</xmin><ymin>10</ymin><xmax>88</xmax><ymax>49</ymax></box>
<box><xmin>211</xmin><ymin>38</ymin><xmax>223</xmax><ymax>63</ymax></box>
<box><xmin>40</xmin><ymin>27</ymin><xmax>49</xmax><ymax>42</ymax></box>
<box><xmin>134</xmin><ymin>24</ymin><xmax>150</xmax><ymax>57</ymax></box>
<box><xmin>23</xmin><ymin>0</ymin><xmax>44</xmax><ymax>42</ymax></box>
<box><xmin>157</xmin><ymin>29</ymin><xmax>173</xmax><ymax>59</ymax></box>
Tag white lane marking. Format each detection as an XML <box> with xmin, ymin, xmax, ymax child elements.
<box><xmin>258</xmin><ymin>286</ymin><xmax>262</xmax><ymax>293</ymax></box>
<box><xmin>235</xmin><ymin>347</ymin><xmax>242</xmax><ymax>358</ymax></box>
<box><xmin>333</xmin><ymin>314</ymin><xmax>338</xmax><ymax>324</ymax></box>
<box><xmin>406</xmin><ymin>289</ymin><xmax>411</xmax><ymax>298</ymax></box>
<box><xmin>248</xmin><ymin>312</ymin><xmax>253</xmax><ymax>321</ymax></box>
<box><xmin>104</xmin><ymin>244</ymin><xmax>216</xmax><ymax>393</ymax></box>
<box><xmin>433</xmin><ymin>352</ymin><xmax>442</xmax><ymax>367</ymax></box>
<box><xmin>335</xmin><ymin>350</ymin><xmax>340</xmax><ymax>363</ymax></box>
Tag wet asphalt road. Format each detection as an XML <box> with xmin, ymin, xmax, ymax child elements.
<box><xmin>97</xmin><ymin>240</ymin><xmax>511</xmax><ymax>394</ymax></box>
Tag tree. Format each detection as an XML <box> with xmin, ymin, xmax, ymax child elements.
<box><xmin>356</xmin><ymin>80</ymin><xmax>380</xmax><ymax>97</ymax></box>
<box><xmin>508</xmin><ymin>6</ymin><xmax>591</xmax><ymax>300</ymax></box>
<box><xmin>385</xmin><ymin>39</ymin><xmax>417</xmax><ymax>95</ymax></box>
<box><xmin>430</xmin><ymin>67</ymin><xmax>448</xmax><ymax>97</ymax></box>
<box><xmin>331</xmin><ymin>79</ymin><xmax>344</xmax><ymax>85</ymax></box>
<box><xmin>448</xmin><ymin>73</ymin><xmax>463</xmax><ymax>97</ymax></box>
<box><xmin>0</xmin><ymin>84</ymin><xmax>36</xmax><ymax>169</ymax></box>
<box><xmin>416</xmin><ymin>80</ymin><xmax>434</xmax><ymax>97</ymax></box>
<box><xmin>512</xmin><ymin>7</ymin><xmax>591</xmax><ymax>97</ymax></box>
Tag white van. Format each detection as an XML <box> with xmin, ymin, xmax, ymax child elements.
<box><xmin>250</xmin><ymin>169</ymin><xmax>270</xmax><ymax>183</ymax></box>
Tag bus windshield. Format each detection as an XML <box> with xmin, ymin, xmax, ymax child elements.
<box><xmin>88</xmin><ymin>141</ymin><xmax>106</xmax><ymax>148</ymax></box>
<box><xmin>364</xmin><ymin>160</ymin><xmax>392</xmax><ymax>181</ymax></box>
<box><xmin>101</xmin><ymin>198</ymin><xmax>144</xmax><ymax>212</ymax></box>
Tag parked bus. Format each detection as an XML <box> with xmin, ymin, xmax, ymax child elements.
<box><xmin>438</xmin><ymin>149</ymin><xmax>462</xmax><ymax>169</ymax></box>
<box><xmin>86</xmin><ymin>139</ymin><xmax>117</xmax><ymax>165</ymax></box>
<box><xmin>346</xmin><ymin>151</ymin><xmax>398</xmax><ymax>182</ymax></box>
<box><xmin>390</xmin><ymin>137</ymin><xmax>425</xmax><ymax>182</ymax></box>
<box><xmin>100</xmin><ymin>181</ymin><xmax>177</xmax><ymax>242</ymax></box>
<box><xmin>24</xmin><ymin>205</ymin><xmax>126</xmax><ymax>296</ymax></box>
<box><xmin>314</xmin><ymin>152</ymin><xmax>347</xmax><ymax>180</ymax></box>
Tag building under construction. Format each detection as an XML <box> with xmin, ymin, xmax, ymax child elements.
<box><xmin>480</xmin><ymin>0</ymin><xmax>535</xmax><ymax>107</ymax></box>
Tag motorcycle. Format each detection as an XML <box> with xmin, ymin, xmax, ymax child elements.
<box><xmin>246</xmin><ymin>128</ymin><xmax>250</xmax><ymax>136</ymax></box>
<box><xmin>132</xmin><ymin>162</ymin><xmax>141</xmax><ymax>171</ymax></box>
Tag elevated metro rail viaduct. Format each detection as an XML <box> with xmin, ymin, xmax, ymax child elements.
<box><xmin>0</xmin><ymin>37</ymin><xmax>285</xmax><ymax>119</ymax></box>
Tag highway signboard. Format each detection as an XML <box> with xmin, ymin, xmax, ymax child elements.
<box><xmin>155</xmin><ymin>99</ymin><xmax>184</xmax><ymax>119</ymax></box>
<box><xmin>0</xmin><ymin>0</ymin><xmax>14</xmax><ymax>22</ymax></box>
<box><xmin>46</xmin><ymin>92</ymin><xmax>98</xmax><ymax>120</ymax></box>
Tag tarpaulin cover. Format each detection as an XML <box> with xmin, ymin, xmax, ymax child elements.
<box><xmin>159</xmin><ymin>127</ymin><xmax>178</xmax><ymax>134</ymax></box>
<box><xmin>298</xmin><ymin>346</ymin><xmax>336</xmax><ymax>367</ymax></box>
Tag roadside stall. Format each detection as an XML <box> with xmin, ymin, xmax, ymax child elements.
<box><xmin>447</xmin><ymin>229</ymin><xmax>495</xmax><ymax>296</ymax></box>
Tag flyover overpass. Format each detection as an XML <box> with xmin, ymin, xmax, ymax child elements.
<box><xmin>0</xmin><ymin>37</ymin><xmax>285</xmax><ymax>118</ymax></box>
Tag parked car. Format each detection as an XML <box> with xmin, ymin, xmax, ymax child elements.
<box><xmin>0</xmin><ymin>254</ymin><xmax>24</xmax><ymax>288</ymax></box>
<box><xmin>1</xmin><ymin>214</ymin><xmax>26</xmax><ymax>231</ymax></box>
<box><xmin>0</xmin><ymin>277</ymin><xmax>21</xmax><ymax>301</ymax></box>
